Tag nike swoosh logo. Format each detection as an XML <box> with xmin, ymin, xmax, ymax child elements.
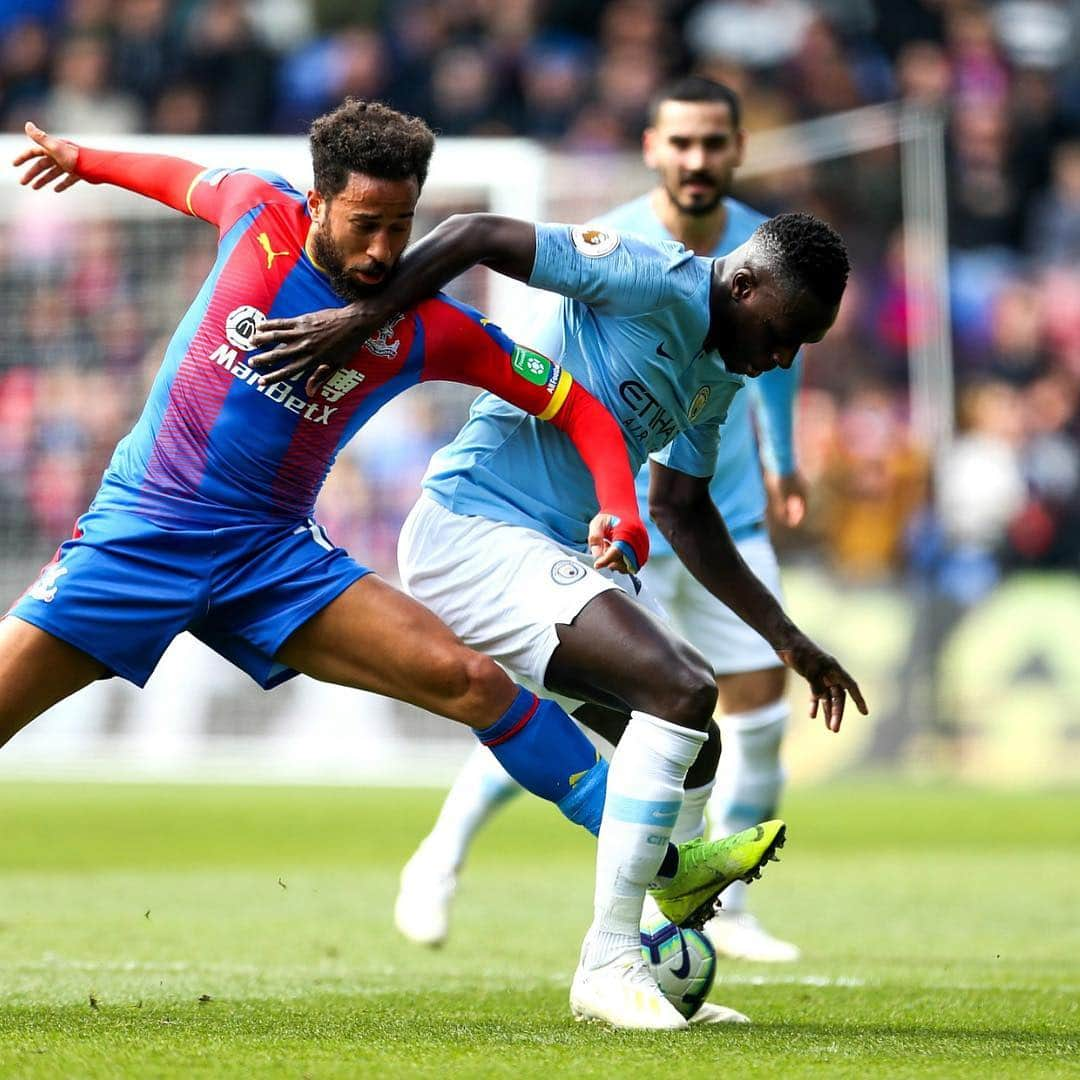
<box><xmin>656</xmin><ymin>342</ymin><xmax>676</xmax><ymax>361</ymax></box>
<box><xmin>671</xmin><ymin>932</ymin><xmax>692</xmax><ymax>979</ymax></box>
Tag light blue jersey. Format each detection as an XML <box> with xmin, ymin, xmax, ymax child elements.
<box><xmin>423</xmin><ymin>225</ymin><xmax>745</xmax><ymax>551</ymax></box>
<box><xmin>595</xmin><ymin>194</ymin><xmax>799</xmax><ymax>553</ymax></box>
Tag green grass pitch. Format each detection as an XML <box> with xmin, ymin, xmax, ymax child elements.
<box><xmin>0</xmin><ymin>780</ymin><xmax>1077</xmax><ymax>1078</ymax></box>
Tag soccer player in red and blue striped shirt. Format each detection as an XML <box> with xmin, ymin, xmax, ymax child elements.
<box><xmin>1</xmin><ymin>101</ymin><xmax>647</xmax><ymax>833</ymax></box>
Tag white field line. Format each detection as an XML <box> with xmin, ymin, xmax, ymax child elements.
<box><xmin>2</xmin><ymin>958</ymin><xmax>1076</xmax><ymax>995</ymax></box>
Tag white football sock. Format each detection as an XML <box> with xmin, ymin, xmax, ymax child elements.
<box><xmin>585</xmin><ymin>711</ymin><xmax>705</xmax><ymax>968</ymax></box>
<box><xmin>670</xmin><ymin>780</ymin><xmax>715</xmax><ymax>844</ymax></box>
<box><xmin>708</xmin><ymin>698</ymin><xmax>788</xmax><ymax>913</ymax></box>
<box><xmin>415</xmin><ymin>744</ymin><xmax>521</xmax><ymax>874</ymax></box>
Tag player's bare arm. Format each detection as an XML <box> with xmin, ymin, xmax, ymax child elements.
<box><xmin>648</xmin><ymin>459</ymin><xmax>867</xmax><ymax>731</ymax></box>
<box><xmin>253</xmin><ymin>213</ymin><xmax>535</xmax><ymax>392</ymax></box>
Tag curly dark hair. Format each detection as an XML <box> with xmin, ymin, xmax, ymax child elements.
<box><xmin>310</xmin><ymin>98</ymin><xmax>435</xmax><ymax>198</ymax></box>
<box><xmin>755</xmin><ymin>212</ymin><xmax>849</xmax><ymax>308</ymax></box>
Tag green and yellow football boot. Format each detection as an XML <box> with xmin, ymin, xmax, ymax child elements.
<box><xmin>649</xmin><ymin>820</ymin><xmax>787</xmax><ymax>930</ymax></box>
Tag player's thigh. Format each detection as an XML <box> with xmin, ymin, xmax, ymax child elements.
<box><xmin>546</xmin><ymin>587</ymin><xmax>718</xmax><ymax>730</ymax></box>
<box><xmin>275</xmin><ymin>574</ymin><xmax>515</xmax><ymax>725</ymax></box>
<box><xmin>399</xmin><ymin>495</ymin><xmax>627</xmax><ymax>690</ymax></box>
<box><xmin>0</xmin><ymin>616</ymin><xmax>108</xmax><ymax>746</ymax></box>
<box><xmin>400</xmin><ymin>496</ymin><xmax>716</xmax><ymax>727</ymax></box>
<box><xmin>716</xmin><ymin>665</ymin><xmax>787</xmax><ymax>714</ymax></box>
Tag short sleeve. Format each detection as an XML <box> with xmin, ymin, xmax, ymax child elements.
<box><xmin>186</xmin><ymin>168</ymin><xmax>305</xmax><ymax>236</ymax></box>
<box><xmin>650</xmin><ymin>422</ymin><xmax>722</xmax><ymax>479</ymax></box>
<box><xmin>529</xmin><ymin>223</ymin><xmax>710</xmax><ymax>317</ymax></box>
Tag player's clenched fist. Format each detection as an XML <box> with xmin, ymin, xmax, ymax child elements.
<box><xmin>588</xmin><ymin>511</ymin><xmax>649</xmax><ymax>575</ymax></box>
<box><xmin>13</xmin><ymin>122</ymin><xmax>82</xmax><ymax>192</ymax></box>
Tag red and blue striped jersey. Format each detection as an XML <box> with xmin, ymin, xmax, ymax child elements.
<box><xmin>91</xmin><ymin>166</ymin><xmax>574</xmax><ymax>528</ymax></box>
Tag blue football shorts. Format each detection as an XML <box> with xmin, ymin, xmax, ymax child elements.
<box><xmin>8</xmin><ymin>507</ymin><xmax>372</xmax><ymax>689</ymax></box>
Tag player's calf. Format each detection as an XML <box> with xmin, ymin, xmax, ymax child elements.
<box><xmin>686</xmin><ymin>719</ymin><xmax>721</xmax><ymax>789</ymax></box>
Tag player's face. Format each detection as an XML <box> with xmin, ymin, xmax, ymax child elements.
<box><xmin>644</xmin><ymin>100</ymin><xmax>745</xmax><ymax>217</ymax></box>
<box><xmin>308</xmin><ymin>173</ymin><xmax>419</xmax><ymax>301</ymax></box>
<box><xmin>721</xmin><ymin>269</ymin><xmax>838</xmax><ymax>378</ymax></box>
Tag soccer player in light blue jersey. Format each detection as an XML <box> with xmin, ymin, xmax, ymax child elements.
<box><xmin>393</xmin><ymin>77</ymin><xmax>806</xmax><ymax>965</ymax></box>
<box><xmin>256</xmin><ymin>124</ymin><xmax>866</xmax><ymax>1030</ymax></box>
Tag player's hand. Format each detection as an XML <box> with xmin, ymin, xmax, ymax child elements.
<box><xmin>764</xmin><ymin>470</ymin><xmax>808</xmax><ymax>528</ymax></box>
<box><xmin>588</xmin><ymin>511</ymin><xmax>648</xmax><ymax>575</ymax></box>
<box><xmin>13</xmin><ymin>122</ymin><xmax>82</xmax><ymax>192</ymax></box>
<box><xmin>776</xmin><ymin>634</ymin><xmax>868</xmax><ymax>733</ymax></box>
<box><xmin>252</xmin><ymin>305</ymin><xmax>385</xmax><ymax>396</ymax></box>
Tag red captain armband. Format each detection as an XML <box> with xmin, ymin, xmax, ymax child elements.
<box><xmin>545</xmin><ymin>379</ymin><xmax>650</xmax><ymax>572</ymax></box>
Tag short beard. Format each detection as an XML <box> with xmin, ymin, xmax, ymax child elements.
<box><xmin>311</xmin><ymin>229</ymin><xmax>383</xmax><ymax>303</ymax></box>
<box><xmin>666</xmin><ymin>183</ymin><xmax>725</xmax><ymax>218</ymax></box>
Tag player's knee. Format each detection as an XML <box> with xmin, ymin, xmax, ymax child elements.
<box><xmin>653</xmin><ymin>655</ymin><xmax>718</xmax><ymax>732</ymax></box>
<box><xmin>686</xmin><ymin>719</ymin><xmax>721</xmax><ymax>788</ymax></box>
<box><xmin>426</xmin><ymin>643</ymin><xmax>506</xmax><ymax>717</ymax></box>
<box><xmin>459</xmin><ymin>648</ymin><xmax>509</xmax><ymax>712</ymax></box>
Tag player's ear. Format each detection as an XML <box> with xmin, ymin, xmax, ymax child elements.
<box><xmin>731</xmin><ymin>266</ymin><xmax>756</xmax><ymax>301</ymax></box>
<box><xmin>307</xmin><ymin>189</ymin><xmax>327</xmax><ymax>226</ymax></box>
<box><xmin>733</xmin><ymin>128</ymin><xmax>748</xmax><ymax>168</ymax></box>
<box><xmin>642</xmin><ymin>127</ymin><xmax>659</xmax><ymax>169</ymax></box>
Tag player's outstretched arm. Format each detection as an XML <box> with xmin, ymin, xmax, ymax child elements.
<box><xmin>254</xmin><ymin>213</ymin><xmax>537</xmax><ymax>394</ymax></box>
<box><xmin>13</xmin><ymin>121</ymin><xmax>205</xmax><ymax>217</ymax></box>
<box><xmin>648</xmin><ymin>459</ymin><xmax>867</xmax><ymax>731</ymax></box>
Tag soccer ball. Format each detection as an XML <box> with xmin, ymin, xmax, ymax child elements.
<box><xmin>640</xmin><ymin>914</ymin><xmax>717</xmax><ymax>1019</ymax></box>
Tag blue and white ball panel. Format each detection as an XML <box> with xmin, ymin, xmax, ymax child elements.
<box><xmin>640</xmin><ymin>913</ymin><xmax>718</xmax><ymax>1019</ymax></box>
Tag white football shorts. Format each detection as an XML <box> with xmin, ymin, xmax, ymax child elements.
<box><xmin>398</xmin><ymin>494</ymin><xmax>662</xmax><ymax>695</ymax></box>
<box><xmin>639</xmin><ymin>529</ymin><xmax>784</xmax><ymax>676</ymax></box>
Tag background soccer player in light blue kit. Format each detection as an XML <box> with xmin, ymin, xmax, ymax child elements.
<box><xmin>394</xmin><ymin>77</ymin><xmax>804</xmax><ymax>964</ymax></box>
<box><xmin>256</xmin><ymin>138</ymin><xmax>865</xmax><ymax>1030</ymax></box>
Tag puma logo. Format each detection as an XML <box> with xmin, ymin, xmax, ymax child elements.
<box><xmin>257</xmin><ymin>231</ymin><xmax>289</xmax><ymax>268</ymax></box>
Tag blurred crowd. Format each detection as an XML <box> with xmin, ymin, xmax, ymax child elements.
<box><xmin>0</xmin><ymin>0</ymin><xmax>1077</xmax><ymax>593</ymax></box>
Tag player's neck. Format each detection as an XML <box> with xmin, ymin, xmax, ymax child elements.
<box><xmin>304</xmin><ymin>226</ymin><xmax>326</xmax><ymax>272</ymax></box>
<box><xmin>650</xmin><ymin>188</ymin><xmax>728</xmax><ymax>255</ymax></box>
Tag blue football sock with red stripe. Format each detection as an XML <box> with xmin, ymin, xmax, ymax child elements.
<box><xmin>475</xmin><ymin>686</ymin><xmax>606</xmax><ymax>834</ymax></box>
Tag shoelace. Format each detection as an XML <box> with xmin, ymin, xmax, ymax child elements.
<box><xmin>621</xmin><ymin>958</ymin><xmax>665</xmax><ymax>993</ymax></box>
